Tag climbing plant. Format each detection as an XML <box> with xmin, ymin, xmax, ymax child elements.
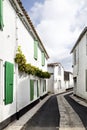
<box><xmin>15</xmin><ymin>46</ymin><xmax>51</xmax><ymax>79</ymax></box>
<box><xmin>15</xmin><ymin>46</ymin><xmax>26</xmax><ymax>72</ymax></box>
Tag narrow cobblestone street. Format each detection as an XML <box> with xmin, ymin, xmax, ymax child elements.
<box><xmin>21</xmin><ymin>96</ymin><xmax>60</xmax><ymax>130</ymax></box>
<box><xmin>64</xmin><ymin>93</ymin><xmax>87</xmax><ymax>128</ymax></box>
<box><xmin>57</xmin><ymin>92</ymin><xmax>85</xmax><ymax>130</ymax></box>
<box><xmin>4</xmin><ymin>91</ymin><xmax>87</xmax><ymax>130</ymax></box>
<box><xmin>21</xmin><ymin>91</ymin><xmax>86</xmax><ymax>130</ymax></box>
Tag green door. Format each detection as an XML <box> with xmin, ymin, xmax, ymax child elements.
<box><xmin>30</xmin><ymin>80</ymin><xmax>34</xmax><ymax>101</ymax></box>
<box><xmin>5</xmin><ymin>61</ymin><xmax>14</xmax><ymax>105</ymax></box>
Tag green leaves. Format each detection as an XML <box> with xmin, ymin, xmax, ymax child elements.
<box><xmin>15</xmin><ymin>46</ymin><xmax>50</xmax><ymax>78</ymax></box>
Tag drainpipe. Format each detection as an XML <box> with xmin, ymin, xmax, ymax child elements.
<box><xmin>77</xmin><ymin>44</ymin><xmax>79</xmax><ymax>75</ymax></box>
<box><xmin>15</xmin><ymin>14</ymin><xmax>19</xmax><ymax>120</ymax></box>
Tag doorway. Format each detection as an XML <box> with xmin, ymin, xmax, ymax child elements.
<box><xmin>73</xmin><ymin>77</ymin><xmax>77</xmax><ymax>94</ymax></box>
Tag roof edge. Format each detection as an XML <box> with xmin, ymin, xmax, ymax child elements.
<box><xmin>70</xmin><ymin>27</ymin><xmax>87</xmax><ymax>53</ymax></box>
<box><xmin>13</xmin><ymin>0</ymin><xmax>49</xmax><ymax>59</ymax></box>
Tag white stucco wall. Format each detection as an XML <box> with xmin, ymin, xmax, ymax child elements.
<box><xmin>73</xmin><ymin>45</ymin><xmax>79</xmax><ymax>77</ymax></box>
<box><xmin>47</xmin><ymin>74</ymin><xmax>54</xmax><ymax>93</ymax></box>
<box><xmin>16</xmin><ymin>14</ymin><xmax>48</xmax><ymax>111</ymax></box>
<box><xmin>69</xmin><ymin>73</ymin><xmax>73</xmax><ymax>88</ymax></box>
<box><xmin>0</xmin><ymin>0</ymin><xmax>17</xmax><ymax>122</ymax></box>
<box><xmin>47</xmin><ymin>66</ymin><xmax>54</xmax><ymax>93</ymax></box>
<box><xmin>17</xmin><ymin>74</ymin><xmax>30</xmax><ymax>111</ymax></box>
<box><xmin>65</xmin><ymin>81</ymin><xmax>69</xmax><ymax>89</ymax></box>
<box><xmin>48</xmin><ymin>64</ymin><xmax>65</xmax><ymax>94</ymax></box>
<box><xmin>73</xmin><ymin>32</ymin><xmax>87</xmax><ymax>99</ymax></box>
<box><xmin>0</xmin><ymin>0</ymin><xmax>49</xmax><ymax>124</ymax></box>
<box><xmin>17</xmin><ymin>17</ymin><xmax>47</xmax><ymax>71</ymax></box>
<box><xmin>64</xmin><ymin>73</ymin><xmax>73</xmax><ymax>89</ymax></box>
<box><xmin>57</xmin><ymin>65</ymin><xmax>65</xmax><ymax>93</ymax></box>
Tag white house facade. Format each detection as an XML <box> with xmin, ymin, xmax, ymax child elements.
<box><xmin>47</xmin><ymin>63</ymin><xmax>65</xmax><ymax>94</ymax></box>
<box><xmin>71</xmin><ymin>27</ymin><xmax>87</xmax><ymax>100</ymax></box>
<box><xmin>64</xmin><ymin>71</ymin><xmax>73</xmax><ymax>90</ymax></box>
<box><xmin>0</xmin><ymin>0</ymin><xmax>49</xmax><ymax>129</ymax></box>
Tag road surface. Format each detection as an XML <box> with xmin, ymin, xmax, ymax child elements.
<box><xmin>21</xmin><ymin>92</ymin><xmax>86</xmax><ymax>130</ymax></box>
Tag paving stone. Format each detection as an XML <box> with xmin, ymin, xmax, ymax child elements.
<box><xmin>57</xmin><ymin>93</ymin><xmax>84</xmax><ymax>129</ymax></box>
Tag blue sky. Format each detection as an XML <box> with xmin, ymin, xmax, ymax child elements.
<box><xmin>21</xmin><ymin>0</ymin><xmax>44</xmax><ymax>11</ymax></box>
<box><xmin>21</xmin><ymin>0</ymin><xmax>87</xmax><ymax>71</ymax></box>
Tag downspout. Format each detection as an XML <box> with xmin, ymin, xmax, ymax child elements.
<box><xmin>77</xmin><ymin>44</ymin><xmax>79</xmax><ymax>75</ymax></box>
<box><xmin>53</xmin><ymin>66</ymin><xmax>55</xmax><ymax>93</ymax></box>
<box><xmin>15</xmin><ymin>14</ymin><xmax>19</xmax><ymax>120</ymax></box>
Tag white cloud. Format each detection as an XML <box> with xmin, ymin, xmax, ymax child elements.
<box><xmin>29</xmin><ymin>0</ymin><xmax>87</xmax><ymax>71</ymax></box>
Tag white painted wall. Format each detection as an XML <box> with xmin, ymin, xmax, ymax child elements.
<box><xmin>17</xmin><ymin>74</ymin><xmax>30</xmax><ymax>111</ymax></box>
<box><xmin>0</xmin><ymin>0</ymin><xmax>49</xmax><ymax>124</ymax></box>
<box><xmin>17</xmin><ymin>17</ymin><xmax>47</xmax><ymax>71</ymax></box>
<box><xmin>47</xmin><ymin>66</ymin><xmax>54</xmax><ymax>93</ymax></box>
<box><xmin>48</xmin><ymin>64</ymin><xmax>65</xmax><ymax>94</ymax></box>
<box><xmin>73</xmin><ymin>45</ymin><xmax>79</xmax><ymax>77</ymax></box>
<box><xmin>0</xmin><ymin>0</ymin><xmax>17</xmax><ymax>122</ymax></box>
<box><xmin>64</xmin><ymin>73</ymin><xmax>73</xmax><ymax>89</ymax></box>
<box><xmin>48</xmin><ymin>74</ymin><xmax>54</xmax><ymax>93</ymax></box>
<box><xmin>69</xmin><ymin>73</ymin><xmax>73</xmax><ymax>88</ymax></box>
<box><xmin>57</xmin><ymin>65</ymin><xmax>65</xmax><ymax>93</ymax></box>
<box><xmin>72</xmin><ymin>32</ymin><xmax>87</xmax><ymax>99</ymax></box>
<box><xmin>16</xmin><ymin>14</ymin><xmax>48</xmax><ymax>111</ymax></box>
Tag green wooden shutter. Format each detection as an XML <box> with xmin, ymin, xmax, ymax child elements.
<box><xmin>34</xmin><ymin>40</ymin><xmax>38</xmax><ymax>60</ymax></box>
<box><xmin>30</xmin><ymin>80</ymin><xmax>34</xmax><ymax>101</ymax></box>
<box><xmin>37</xmin><ymin>80</ymin><xmax>39</xmax><ymax>97</ymax></box>
<box><xmin>5</xmin><ymin>62</ymin><xmax>14</xmax><ymax>105</ymax></box>
<box><xmin>0</xmin><ymin>0</ymin><xmax>3</xmax><ymax>30</ymax></box>
<box><xmin>42</xmin><ymin>52</ymin><xmax>45</xmax><ymax>66</ymax></box>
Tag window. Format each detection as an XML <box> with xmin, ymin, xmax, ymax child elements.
<box><xmin>58</xmin><ymin>66</ymin><xmax>61</xmax><ymax>75</ymax></box>
<box><xmin>74</xmin><ymin>50</ymin><xmax>76</xmax><ymax>65</ymax></box>
<box><xmin>34</xmin><ymin>40</ymin><xmax>38</xmax><ymax>60</ymax></box>
<box><xmin>73</xmin><ymin>77</ymin><xmax>77</xmax><ymax>93</ymax></box>
<box><xmin>41</xmin><ymin>52</ymin><xmax>45</xmax><ymax>66</ymax></box>
<box><xmin>5</xmin><ymin>62</ymin><xmax>14</xmax><ymax>105</ymax></box>
<box><xmin>0</xmin><ymin>0</ymin><xmax>4</xmax><ymax>30</ymax></box>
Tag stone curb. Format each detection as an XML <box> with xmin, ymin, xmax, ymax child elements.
<box><xmin>70</xmin><ymin>94</ymin><xmax>87</xmax><ymax>107</ymax></box>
